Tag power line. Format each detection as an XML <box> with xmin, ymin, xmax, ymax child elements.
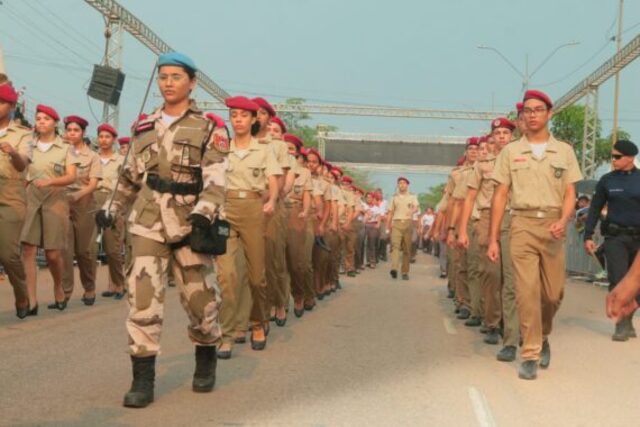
<box><xmin>536</xmin><ymin>40</ymin><xmax>612</xmax><ymax>87</ymax></box>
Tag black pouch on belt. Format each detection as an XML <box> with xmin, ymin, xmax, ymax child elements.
<box><xmin>190</xmin><ymin>218</ymin><xmax>231</xmax><ymax>256</ymax></box>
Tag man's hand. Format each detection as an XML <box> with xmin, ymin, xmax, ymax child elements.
<box><xmin>298</xmin><ymin>211</ymin><xmax>307</xmax><ymax>219</ymax></box>
<box><xmin>584</xmin><ymin>239</ymin><xmax>596</xmax><ymax>256</ymax></box>
<box><xmin>34</xmin><ymin>179</ymin><xmax>51</xmax><ymax>189</ymax></box>
<box><xmin>446</xmin><ymin>230</ymin><xmax>456</xmax><ymax>247</ymax></box>
<box><xmin>0</xmin><ymin>141</ymin><xmax>15</xmax><ymax>155</ymax></box>
<box><xmin>487</xmin><ymin>240</ymin><xmax>500</xmax><ymax>263</ymax></box>
<box><xmin>606</xmin><ymin>276</ymin><xmax>640</xmax><ymax>322</ymax></box>
<box><xmin>549</xmin><ymin>219</ymin><xmax>567</xmax><ymax>240</ymax></box>
<box><xmin>457</xmin><ymin>232</ymin><xmax>469</xmax><ymax>250</ymax></box>
<box><xmin>263</xmin><ymin>200</ymin><xmax>275</xmax><ymax>215</ymax></box>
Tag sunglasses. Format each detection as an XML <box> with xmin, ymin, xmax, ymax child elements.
<box><xmin>612</xmin><ymin>154</ymin><xmax>624</xmax><ymax>160</ymax></box>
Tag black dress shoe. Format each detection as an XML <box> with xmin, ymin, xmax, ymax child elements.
<box><xmin>47</xmin><ymin>300</ymin><xmax>67</xmax><ymax>311</ymax></box>
<box><xmin>114</xmin><ymin>291</ymin><xmax>126</xmax><ymax>300</ymax></box>
<box><xmin>16</xmin><ymin>306</ymin><xmax>29</xmax><ymax>319</ymax></box>
<box><xmin>518</xmin><ymin>360</ymin><xmax>538</xmax><ymax>380</ymax></box>
<box><xmin>456</xmin><ymin>308</ymin><xmax>471</xmax><ymax>320</ymax></box>
<box><xmin>234</xmin><ymin>335</ymin><xmax>246</xmax><ymax>344</ymax></box>
<box><xmin>81</xmin><ymin>296</ymin><xmax>96</xmax><ymax>306</ymax></box>
<box><xmin>101</xmin><ymin>291</ymin><xmax>116</xmax><ymax>298</ymax></box>
<box><xmin>294</xmin><ymin>308</ymin><xmax>304</xmax><ymax>318</ymax></box>
<box><xmin>390</xmin><ymin>270</ymin><xmax>398</xmax><ymax>279</ymax></box>
<box><xmin>496</xmin><ymin>346</ymin><xmax>517</xmax><ymax>362</ymax></box>
<box><xmin>250</xmin><ymin>334</ymin><xmax>267</xmax><ymax>351</ymax></box>
<box><xmin>484</xmin><ymin>328</ymin><xmax>500</xmax><ymax>345</ymax></box>
<box><xmin>317</xmin><ymin>293</ymin><xmax>325</xmax><ymax>301</ymax></box>
<box><xmin>464</xmin><ymin>317</ymin><xmax>482</xmax><ymax>327</ymax></box>
<box><xmin>540</xmin><ymin>339</ymin><xmax>551</xmax><ymax>369</ymax></box>
<box><xmin>275</xmin><ymin>316</ymin><xmax>287</xmax><ymax>327</ymax></box>
<box><xmin>27</xmin><ymin>304</ymin><xmax>38</xmax><ymax>316</ymax></box>
<box><xmin>303</xmin><ymin>302</ymin><xmax>315</xmax><ymax>311</ymax></box>
<box><xmin>217</xmin><ymin>348</ymin><xmax>232</xmax><ymax>360</ymax></box>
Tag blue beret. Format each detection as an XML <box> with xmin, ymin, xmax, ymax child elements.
<box><xmin>157</xmin><ymin>52</ymin><xmax>197</xmax><ymax>72</ymax></box>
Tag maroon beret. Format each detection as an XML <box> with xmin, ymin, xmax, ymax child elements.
<box><xmin>283</xmin><ymin>133</ymin><xmax>303</xmax><ymax>148</ymax></box>
<box><xmin>270</xmin><ymin>116</ymin><xmax>287</xmax><ymax>133</ymax></box>
<box><xmin>456</xmin><ymin>156</ymin><xmax>465</xmax><ymax>166</ymax></box>
<box><xmin>397</xmin><ymin>176</ymin><xmax>410</xmax><ymax>185</ymax></box>
<box><xmin>491</xmin><ymin>117</ymin><xmax>515</xmax><ymax>131</ymax></box>
<box><xmin>342</xmin><ymin>176</ymin><xmax>353</xmax><ymax>184</ymax></box>
<box><xmin>252</xmin><ymin>97</ymin><xmax>276</xmax><ymax>116</ymax></box>
<box><xmin>97</xmin><ymin>123</ymin><xmax>118</xmax><ymax>137</ymax></box>
<box><xmin>515</xmin><ymin>102</ymin><xmax>524</xmax><ymax>114</ymax></box>
<box><xmin>64</xmin><ymin>115</ymin><xmax>89</xmax><ymax>128</ymax></box>
<box><xmin>299</xmin><ymin>147</ymin><xmax>309</xmax><ymax>157</ymax></box>
<box><xmin>118</xmin><ymin>136</ymin><xmax>131</xmax><ymax>145</ymax></box>
<box><xmin>330</xmin><ymin>168</ymin><xmax>341</xmax><ymax>178</ymax></box>
<box><xmin>36</xmin><ymin>104</ymin><xmax>60</xmax><ymax>121</ymax></box>
<box><xmin>205</xmin><ymin>112</ymin><xmax>225</xmax><ymax>128</ymax></box>
<box><xmin>478</xmin><ymin>135</ymin><xmax>488</xmax><ymax>143</ymax></box>
<box><xmin>466</xmin><ymin>136</ymin><xmax>479</xmax><ymax>147</ymax></box>
<box><xmin>0</xmin><ymin>84</ymin><xmax>18</xmax><ymax>104</ymax></box>
<box><xmin>324</xmin><ymin>161</ymin><xmax>333</xmax><ymax>170</ymax></box>
<box><xmin>306</xmin><ymin>147</ymin><xmax>323</xmax><ymax>162</ymax></box>
<box><xmin>523</xmin><ymin>90</ymin><xmax>553</xmax><ymax>109</ymax></box>
<box><xmin>332</xmin><ymin>166</ymin><xmax>343</xmax><ymax>175</ymax></box>
<box><xmin>225</xmin><ymin>96</ymin><xmax>259</xmax><ymax>112</ymax></box>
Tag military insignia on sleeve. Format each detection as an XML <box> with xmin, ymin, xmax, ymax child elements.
<box><xmin>209</xmin><ymin>132</ymin><xmax>229</xmax><ymax>153</ymax></box>
<box><xmin>141</xmin><ymin>150</ymin><xmax>151</xmax><ymax>163</ymax></box>
<box><xmin>134</xmin><ymin>120</ymin><xmax>155</xmax><ymax>136</ymax></box>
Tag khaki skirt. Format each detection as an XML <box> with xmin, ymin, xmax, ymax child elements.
<box><xmin>21</xmin><ymin>185</ymin><xmax>70</xmax><ymax>250</ymax></box>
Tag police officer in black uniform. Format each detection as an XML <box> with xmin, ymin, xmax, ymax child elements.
<box><xmin>584</xmin><ymin>139</ymin><xmax>640</xmax><ymax>341</ymax></box>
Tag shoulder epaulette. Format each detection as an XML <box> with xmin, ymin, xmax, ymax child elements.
<box><xmin>133</xmin><ymin>119</ymin><xmax>155</xmax><ymax>136</ymax></box>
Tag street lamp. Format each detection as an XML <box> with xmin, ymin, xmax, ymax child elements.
<box><xmin>477</xmin><ymin>41</ymin><xmax>580</xmax><ymax>91</ymax></box>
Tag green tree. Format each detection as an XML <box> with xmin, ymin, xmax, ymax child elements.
<box><xmin>550</xmin><ymin>105</ymin><xmax>630</xmax><ymax>169</ymax></box>
<box><xmin>418</xmin><ymin>183</ymin><xmax>445</xmax><ymax>211</ymax></box>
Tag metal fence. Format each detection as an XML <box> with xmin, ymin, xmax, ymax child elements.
<box><xmin>565</xmin><ymin>220</ymin><xmax>603</xmax><ymax>277</ymax></box>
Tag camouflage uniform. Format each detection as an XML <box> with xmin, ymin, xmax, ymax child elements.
<box><xmin>105</xmin><ymin>102</ymin><xmax>228</xmax><ymax>356</ymax></box>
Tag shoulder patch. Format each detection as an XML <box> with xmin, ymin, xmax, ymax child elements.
<box><xmin>207</xmin><ymin>128</ymin><xmax>230</xmax><ymax>154</ymax></box>
<box><xmin>133</xmin><ymin>120</ymin><xmax>155</xmax><ymax>136</ymax></box>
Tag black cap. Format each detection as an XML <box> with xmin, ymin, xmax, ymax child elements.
<box><xmin>613</xmin><ymin>139</ymin><xmax>638</xmax><ymax>157</ymax></box>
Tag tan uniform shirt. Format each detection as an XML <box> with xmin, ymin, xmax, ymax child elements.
<box><xmin>467</xmin><ymin>155</ymin><xmax>496</xmax><ymax>210</ymax></box>
<box><xmin>390</xmin><ymin>192</ymin><xmax>419</xmax><ymax>220</ymax></box>
<box><xmin>68</xmin><ymin>143</ymin><xmax>102</xmax><ymax>192</ymax></box>
<box><xmin>452</xmin><ymin>164</ymin><xmax>475</xmax><ymax>200</ymax></box>
<box><xmin>492</xmin><ymin>135</ymin><xmax>583</xmax><ymax>210</ymax></box>
<box><xmin>27</xmin><ymin>136</ymin><xmax>76</xmax><ymax>183</ymax></box>
<box><xmin>96</xmin><ymin>152</ymin><xmax>124</xmax><ymax>193</ymax></box>
<box><xmin>286</xmin><ymin>162</ymin><xmax>312</xmax><ymax>202</ymax></box>
<box><xmin>0</xmin><ymin>123</ymin><xmax>32</xmax><ymax>180</ymax></box>
<box><xmin>227</xmin><ymin>137</ymin><xmax>282</xmax><ymax>191</ymax></box>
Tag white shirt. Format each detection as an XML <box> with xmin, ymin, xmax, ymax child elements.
<box><xmin>529</xmin><ymin>143</ymin><xmax>547</xmax><ymax>159</ymax></box>
<box><xmin>421</xmin><ymin>213</ymin><xmax>435</xmax><ymax>227</ymax></box>
<box><xmin>161</xmin><ymin>111</ymin><xmax>179</xmax><ymax>128</ymax></box>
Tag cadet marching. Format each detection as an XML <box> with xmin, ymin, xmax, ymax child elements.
<box><xmin>0</xmin><ymin>51</ymin><xmax>635</xmax><ymax>408</ymax></box>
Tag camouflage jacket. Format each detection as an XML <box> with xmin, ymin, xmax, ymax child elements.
<box><xmin>106</xmin><ymin>101</ymin><xmax>229</xmax><ymax>244</ymax></box>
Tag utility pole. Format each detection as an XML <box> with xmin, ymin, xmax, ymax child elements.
<box><xmin>102</xmin><ymin>17</ymin><xmax>124</xmax><ymax>128</ymax></box>
<box><xmin>611</xmin><ymin>0</ymin><xmax>624</xmax><ymax>144</ymax></box>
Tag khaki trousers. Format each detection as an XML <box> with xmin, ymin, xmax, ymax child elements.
<box><xmin>466</xmin><ymin>221</ymin><xmax>483</xmax><ymax>318</ymax></box>
<box><xmin>0</xmin><ymin>180</ymin><xmax>27</xmax><ymax>305</ymax></box>
<box><xmin>62</xmin><ymin>194</ymin><xmax>98</xmax><ymax>296</ymax></box>
<box><xmin>453</xmin><ymin>244</ymin><xmax>470</xmax><ymax>309</ymax></box>
<box><xmin>302</xmin><ymin>217</ymin><xmax>316</xmax><ymax>301</ymax></box>
<box><xmin>95</xmin><ymin>191</ymin><xmax>125</xmax><ymax>291</ymax></box>
<box><xmin>265</xmin><ymin>201</ymin><xmax>289</xmax><ymax>308</ymax></box>
<box><xmin>126</xmin><ymin>235</ymin><xmax>221</xmax><ymax>357</ymax></box>
<box><xmin>285</xmin><ymin>203</ymin><xmax>307</xmax><ymax>302</ymax></box>
<box><xmin>216</xmin><ymin>198</ymin><xmax>268</xmax><ymax>346</ymax></box>
<box><xmin>353</xmin><ymin>219</ymin><xmax>365</xmax><ymax>269</ymax></box>
<box><xmin>313</xmin><ymin>226</ymin><xmax>330</xmax><ymax>295</ymax></box>
<box><xmin>391</xmin><ymin>219</ymin><xmax>412</xmax><ymax>274</ymax></box>
<box><xmin>510</xmin><ymin>216</ymin><xmax>565</xmax><ymax>361</ymax></box>
<box><xmin>326</xmin><ymin>229</ymin><xmax>341</xmax><ymax>285</ymax></box>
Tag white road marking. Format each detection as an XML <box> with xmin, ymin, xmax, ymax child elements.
<box><xmin>468</xmin><ymin>386</ymin><xmax>497</xmax><ymax>427</ymax></box>
<box><xmin>443</xmin><ymin>317</ymin><xmax>458</xmax><ymax>335</ymax></box>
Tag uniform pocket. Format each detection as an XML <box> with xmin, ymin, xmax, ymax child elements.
<box><xmin>132</xmin><ymin>197</ymin><xmax>160</xmax><ymax>228</ymax></box>
<box><xmin>173</xmin><ymin>127</ymin><xmax>205</xmax><ymax>166</ymax></box>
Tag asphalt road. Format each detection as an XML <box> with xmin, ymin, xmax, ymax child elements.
<box><xmin>1</xmin><ymin>253</ymin><xmax>639</xmax><ymax>426</ymax></box>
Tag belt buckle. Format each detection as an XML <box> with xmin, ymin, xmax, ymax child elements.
<box><xmin>536</xmin><ymin>211</ymin><xmax>543</xmax><ymax>218</ymax></box>
<box><xmin>238</xmin><ymin>191</ymin><xmax>247</xmax><ymax>199</ymax></box>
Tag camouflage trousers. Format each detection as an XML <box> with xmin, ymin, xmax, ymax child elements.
<box><xmin>126</xmin><ymin>235</ymin><xmax>222</xmax><ymax>357</ymax></box>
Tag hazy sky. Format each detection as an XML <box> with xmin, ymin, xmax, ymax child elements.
<box><xmin>1</xmin><ymin>0</ymin><xmax>638</xmax><ymax>141</ymax></box>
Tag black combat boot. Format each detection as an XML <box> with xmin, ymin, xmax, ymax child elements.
<box><xmin>123</xmin><ymin>355</ymin><xmax>156</xmax><ymax>408</ymax></box>
<box><xmin>193</xmin><ymin>346</ymin><xmax>217</xmax><ymax>393</ymax></box>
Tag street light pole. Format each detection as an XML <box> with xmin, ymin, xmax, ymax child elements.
<box><xmin>612</xmin><ymin>0</ymin><xmax>624</xmax><ymax>144</ymax></box>
<box><xmin>478</xmin><ymin>42</ymin><xmax>579</xmax><ymax>92</ymax></box>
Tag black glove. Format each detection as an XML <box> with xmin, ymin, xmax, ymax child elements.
<box><xmin>96</xmin><ymin>210</ymin><xmax>114</xmax><ymax>228</ymax></box>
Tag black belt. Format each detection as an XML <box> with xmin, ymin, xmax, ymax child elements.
<box><xmin>146</xmin><ymin>174</ymin><xmax>201</xmax><ymax>195</ymax></box>
<box><xmin>607</xmin><ymin>223</ymin><xmax>640</xmax><ymax>237</ymax></box>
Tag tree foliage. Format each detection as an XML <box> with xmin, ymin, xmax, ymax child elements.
<box><xmin>551</xmin><ymin>105</ymin><xmax>630</xmax><ymax>169</ymax></box>
<box><xmin>418</xmin><ymin>183</ymin><xmax>445</xmax><ymax>211</ymax></box>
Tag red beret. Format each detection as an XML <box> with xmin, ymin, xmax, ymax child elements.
<box><xmin>36</xmin><ymin>104</ymin><xmax>60</xmax><ymax>121</ymax></box>
<box><xmin>225</xmin><ymin>96</ymin><xmax>259</xmax><ymax>112</ymax></box>
<box><xmin>491</xmin><ymin>117</ymin><xmax>515</xmax><ymax>131</ymax></box>
<box><xmin>205</xmin><ymin>112</ymin><xmax>225</xmax><ymax>128</ymax></box>
<box><xmin>118</xmin><ymin>137</ymin><xmax>131</xmax><ymax>145</ymax></box>
<box><xmin>324</xmin><ymin>161</ymin><xmax>333</xmax><ymax>170</ymax></box>
<box><xmin>397</xmin><ymin>176</ymin><xmax>410</xmax><ymax>185</ymax></box>
<box><xmin>515</xmin><ymin>102</ymin><xmax>524</xmax><ymax>114</ymax></box>
<box><xmin>478</xmin><ymin>135</ymin><xmax>488</xmax><ymax>143</ymax></box>
<box><xmin>306</xmin><ymin>147</ymin><xmax>323</xmax><ymax>162</ymax></box>
<box><xmin>299</xmin><ymin>147</ymin><xmax>309</xmax><ymax>157</ymax></box>
<box><xmin>97</xmin><ymin>123</ymin><xmax>118</xmax><ymax>137</ymax></box>
<box><xmin>523</xmin><ymin>89</ymin><xmax>553</xmax><ymax>109</ymax></box>
<box><xmin>270</xmin><ymin>116</ymin><xmax>287</xmax><ymax>133</ymax></box>
<box><xmin>252</xmin><ymin>97</ymin><xmax>276</xmax><ymax>116</ymax></box>
<box><xmin>332</xmin><ymin>166</ymin><xmax>343</xmax><ymax>175</ymax></box>
<box><xmin>466</xmin><ymin>136</ymin><xmax>479</xmax><ymax>147</ymax></box>
<box><xmin>341</xmin><ymin>176</ymin><xmax>353</xmax><ymax>184</ymax></box>
<box><xmin>0</xmin><ymin>84</ymin><xmax>18</xmax><ymax>104</ymax></box>
<box><xmin>456</xmin><ymin>156</ymin><xmax>465</xmax><ymax>166</ymax></box>
<box><xmin>330</xmin><ymin>168</ymin><xmax>341</xmax><ymax>178</ymax></box>
<box><xmin>283</xmin><ymin>133</ymin><xmax>303</xmax><ymax>148</ymax></box>
<box><xmin>64</xmin><ymin>115</ymin><xmax>89</xmax><ymax>128</ymax></box>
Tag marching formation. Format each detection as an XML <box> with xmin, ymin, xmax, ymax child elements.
<box><xmin>0</xmin><ymin>53</ymin><xmax>422</xmax><ymax>408</ymax></box>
